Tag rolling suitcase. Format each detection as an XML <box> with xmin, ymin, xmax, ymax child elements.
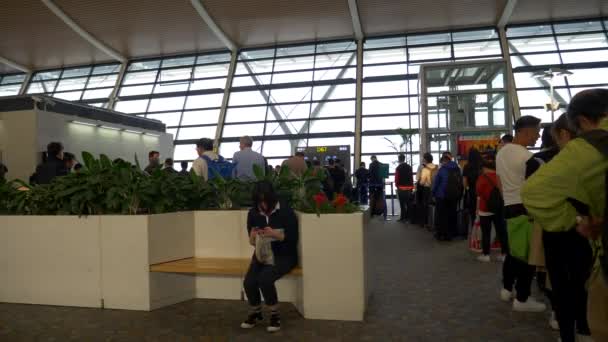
<box><xmin>456</xmin><ymin>207</ymin><xmax>470</xmax><ymax>238</ymax></box>
<box><xmin>427</xmin><ymin>203</ymin><xmax>436</xmax><ymax>231</ymax></box>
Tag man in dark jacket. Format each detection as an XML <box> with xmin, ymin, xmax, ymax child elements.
<box><xmin>144</xmin><ymin>151</ymin><xmax>161</xmax><ymax>175</ymax></box>
<box><xmin>0</xmin><ymin>162</ymin><xmax>7</xmax><ymax>181</ymax></box>
<box><xmin>35</xmin><ymin>142</ymin><xmax>68</xmax><ymax>185</ymax></box>
<box><xmin>369</xmin><ymin>155</ymin><xmax>387</xmax><ymax>219</ymax></box>
<box><xmin>395</xmin><ymin>154</ymin><xmax>414</xmax><ymax>222</ymax></box>
<box><xmin>354</xmin><ymin>162</ymin><xmax>369</xmax><ymax>204</ymax></box>
<box><xmin>432</xmin><ymin>156</ymin><xmax>462</xmax><ymax>240</ymax></box>
<box><xmin>327</xmin><ymin>159</ymin><xmax>346</xmax><ymax>195</ymax></box>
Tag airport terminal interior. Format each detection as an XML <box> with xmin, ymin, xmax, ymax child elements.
<box><xmin>1</xmin><ymin>0</ymin><xmax>608</xmax><ymax>341</ymax></box>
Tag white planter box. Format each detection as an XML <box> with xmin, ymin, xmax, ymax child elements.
<box><xmin>193</xmin><ymin>210</ymin><xmax>250</xmax><ymax>300</ymax></box>
<box><xmin>0</xmin><ymin>212</ymin><xmax>195</xmax><ymax>311</ymax></box>
<box><xmin>299</xmin><ymin>211</ymin><xmax>370</xmax><ymax>321</ymax></box>
<box><xmin>0</xmin><ymin>210</ymin><xmax>370</xmax><ymax>321</ymax></box>
<box><xmin>100</xmin><ymin>213</ymin><xmax>195</xmax><ymax>310</ymax></box>
<box><xmin>0</xmin><ymin>216</ymin><xmax>102</xmax><ymax>308</ymax></box>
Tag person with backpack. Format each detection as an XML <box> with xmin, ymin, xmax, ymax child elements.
<box><xmin>522</xmin><ymin>89</ymin><xmax>608</xmax><ymax>342</ymax></box>
<box><xmin>432</xmin><ymin>155</ymin><xmax>462</xmax><ymax>241</ymax></box>
<box><xmin>192</xmin><ymin>138</ymin><xmax>234</xmax><ymax>181</ymax></box>
<box><xmin>475</xmin><ymin>155</ymin><xmax>508</xmax><ymax>262</ymax></box>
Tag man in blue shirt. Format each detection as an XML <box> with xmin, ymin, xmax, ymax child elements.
<box><xmin>432</xmin><ymin>155</ymin><xmax>462</xmax><ymax>241</ymax></box>
<box><xmin>233</xmin><ymin>136</ymin><xmax>265</xmax><ymax>180</ymax></box>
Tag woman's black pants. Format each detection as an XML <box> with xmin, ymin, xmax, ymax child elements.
<box><xmin>244</xmin><ymin>256</ymin><xmax>295</xmax><ymax>306</ymax></box>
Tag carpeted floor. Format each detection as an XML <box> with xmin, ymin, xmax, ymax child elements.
<box><xmin>0</xmin><ymin>219</ymin><xmax>557</xmax><ymax>341</ymax></box>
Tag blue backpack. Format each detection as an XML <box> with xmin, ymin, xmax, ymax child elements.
<box><xmin>201</xmin><ymin>155</ymin><xmax>235</xmax><ymax>180</ymax></box>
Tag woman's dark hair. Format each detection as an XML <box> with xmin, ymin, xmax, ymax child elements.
<box><xmin>567</xmin><ymin>88</ymin><xmax>608</xmax><ymax>125</ymax></box>
<box><xmin>63</xmin><ymin>152</ymin><xmax>75</xmax><ymax>162</ymax></box>
<box><xmin>500</xmin><ymin>134</ymin><xmax>513</xmax><ymax>143</ymax></box>
<box><xmin>47</xmin><ymin>142</ymin><xmax>63</xmax><ymax>157</ymax></box>
<box><xmin>553</xmin><ymin>113</ymin><xmax>577</xmax><ymax>137</ymax></box>
<box><xmin>481</xmin><ymin>151</ymin><xmax>496</xmax><ymax>170</ymax></box>
<box><xmin>423</xmin><ymin>152</ymin><xmax>433</xmax><ymax>163</ymax></box>
<box><xmin>467</xmin><ymin>148</ymin><xmax>482</xmax><ymax>167</ymax></box>
<box><xmin>482</xmin><ymin>158</ymin><xmax>496</xmax><ymax>170</ymax></box>
<box><xmin>252</xmin><ymin>181</ymin><xmax>278</xmax><ymax>210</ymax></box>
<box><xmin>540</xmin><ymin>124</ymin><xmax>557</xmax><ymax>150</ymax></box>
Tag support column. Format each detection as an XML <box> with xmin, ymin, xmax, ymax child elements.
<box><xmin>354</xmin><ymin>39</ymin><xmax>363</xmax><ymax>168</ymax></box>
<box><xmin>214</xmin><ymin>50</ymin><xmax>238</xmax><ymax>151</ymax></box>
<box><xmin>499</xmin><ymin>27</ymin><xmax>520</xmax><ymax>123</ymax></box>
<box><xmin>108</xmin><ymin>63</ymin><xmax>128</xmax><ymax>110</ymax></box>
<box><xmin>18</xmin><ymin>72</ymin><xmax>33</xmax><ymax>95</ymax></box>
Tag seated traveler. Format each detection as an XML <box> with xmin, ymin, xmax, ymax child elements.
<box><xmin>241</xmin><ymin>181</ymin><xmax>299</xmax><ymax>333</ymax></box>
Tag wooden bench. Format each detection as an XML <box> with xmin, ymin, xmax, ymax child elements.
<box><xmin>150</xmin><ymin>257</ymin><xmax>303</xmax><ymax>276</ymax></box>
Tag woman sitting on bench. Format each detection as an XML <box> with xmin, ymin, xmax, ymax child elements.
<box><xmin>241</xmin><ymin>181</ymin><xmax>299</xmax><ymax>333</ymax></box>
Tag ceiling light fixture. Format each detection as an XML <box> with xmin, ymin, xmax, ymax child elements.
<box><xmin>71</xmin><ymin>120</ymin><xmax>97</xmax><ymax>127</ymax></box>
<box><xmin>100</xmin><ymin>125</ymin><xmax>122</xmax><ymax>131</ymax></box>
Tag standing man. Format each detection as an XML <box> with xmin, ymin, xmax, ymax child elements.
<box><xmin>163</xmin><ymin>158</ymin><xmax>177</xmax><ymax>173</ymax></box>
<box><xmin>327</xmin><ymin>158</ymin><xmax>346</xmax><ymax>195</ymax></box>
<box><xmin>144</xmin><ymin>151</ymin><xmax>161</xmax><ymax>174</ymax></box>
<box><xmin>523</xmin><ymin>89</ymin><xmax>608</xmax><ymax>341</ymax></box>
<box><xmin>233</xmin><ymin>136</ymin><xmax>265</xmax><ymax>180</ymax></box>
<box><xmin>432</xmin><ymin>155</ymin><xmax>461</xmax><ymax>240</ymax></box>
<box><xmin>355</xmin><ymin>162</ymin><xmax>370</xmax><ymax>205</ymax></box>
<box><xmin>496</xmin><ymin>115</ymin><xmax>546</xmax><ymax>313</ymax></box>
<box><xmin>282</xmin><ymin>152</ymin><xmax>307</xmax><ymax>177</ymax></box>
<box><xmin>395</xmin><ymin>154</ymin><xmax>414</xmax><ymax>222</ymax></box>
<box><xmin>192</xmin><ymin>138</ymin><xmax>219</xmax><ymax>181</ymax></box>
<box><xmin>0</xmin><ymin>162</ymin><xmax>8</xmax><ymax>181</ymax></box>
<box><xmin>369</xmin><ymin>155</ymin><xmax>387</xmax><ymax>219</ymax></box>
<box><xmin>35</xmin><ymin>142</ymin><xmax>68</xmax><ymax>184</ymax></box>
<box><xmin>178</xmin><ymin>161</ymin><xmax>189</xmax><ymax>176</ymax></box>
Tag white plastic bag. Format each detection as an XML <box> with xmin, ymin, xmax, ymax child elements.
<box><xmin>255</xmin><ymin>229</ymin><xmax>283</xmax><ymax>265</ymax></box>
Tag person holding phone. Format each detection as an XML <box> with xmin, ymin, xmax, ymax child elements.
<box><xmin>241</xmin><ymin>181</ymin><xmax>299</xmax><ymax>333</ymax></box>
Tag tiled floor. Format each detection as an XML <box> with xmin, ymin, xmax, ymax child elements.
<box><xmin>0</xmin><ymin>219</ymin><xmax>557</xmax><ymax>341</ymax></box>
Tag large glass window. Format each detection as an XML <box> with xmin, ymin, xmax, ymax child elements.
<box><xmin>116</xmin><ymin>51</ymin><xmax>231</xmax><ymax>162</ymax></box>
<box><xmin>507</xmin><ymin>19</ymin><xmax>608</xmax><ymax>123</ymax></box>
<box><xmin>0</xmin><ymin>73</ymin><xmax>25</xmax><ymax>97</ymax></box>
<box><xmin>220</xmin><ymin>40</ymin><xmax>357</xmax><ymax>165</ymax></box>
<box><xmin>27</xmin><ymin>64</ymin><xmax>120</xmax><ymax>105</ymax></box>
<box><xmin>363</xmin><ymin>28</ymin><xmax>502</xmax><ymax>179</ymax></box>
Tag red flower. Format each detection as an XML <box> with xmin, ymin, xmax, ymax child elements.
<box><xmin>313</xmin><ymin>192</ymin><xmax>328</xmax><ymax>207</ymax></box>
<box><xmin>333</xmin><ymin>193</ymin><xmax>348</xmax><ymax>208</ymax></box>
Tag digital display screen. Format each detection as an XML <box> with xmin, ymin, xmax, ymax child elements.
<box><xmin>316</xmin><ymin>147</ymin><xmax>328</xmax><ymax>153</ymax></box>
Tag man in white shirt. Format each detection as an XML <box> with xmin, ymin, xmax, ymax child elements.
<box><xmin>496</xmin><ymin>115</ymin><xmax>545</xmax><ymax>313</ymax></box>
<box><xmin>192</xmin><ymin>138</ymin><xmax>219</xmax><ymax>181</ymax></box>
<box><xmin>233</xmin><ymin>136</ymin><xmax>265</xmax><ymax>180</ymax></box>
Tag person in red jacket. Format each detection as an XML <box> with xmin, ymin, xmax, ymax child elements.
<box><xmin>476</xmin><ymin>155</ymin><xmax>509</xmax><ymax>262</ymax></box>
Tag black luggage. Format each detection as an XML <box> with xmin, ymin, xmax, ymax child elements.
<box><xmin>456</xmin><ymin>207</ymin><xmax>470</xmax><ymax>238</ymax></box>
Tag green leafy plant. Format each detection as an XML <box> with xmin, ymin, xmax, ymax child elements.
<box><xmin>0</xmin><ymin>152</ymin><xmax>358</xmax><ymax>216</ymax></box>
<box><xmin>384</xmin><ymin>128</ymin><xmax>419</xmax><ymax>166</ymax></box>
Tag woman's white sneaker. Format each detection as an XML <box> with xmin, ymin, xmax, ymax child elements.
<box><xmin>549</xmin><ymin>311</ymin><xmax>559</xmax><ymax>330</ymax></box>
<box><xmin>513</xmin><ymin>297</ymin><xmax>546</xmax><ymax>312</ymax></box>
<box><xmin>500</xmin><ymin>289</ymin><xmax>513</xmax><ymax>302</ymax></box>
<box><xmin>477</xmin><ymin>254</ymin><xmax>491</xmax><ymax>262</ymax></box>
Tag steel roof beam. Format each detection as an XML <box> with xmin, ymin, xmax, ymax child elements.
<box><xmin>348</xmin><ymin>0</ymin><xmax>364</xmax><ymax>40</ymax></box>
<box><xmin>0</xmin><ymin>56</ymin><xmax>31</xmax><ymax>73</ymax></box>
<box><xmin>41</xmin><ymin>0</ymin><xmax>127</xmax><ymax>63</ymax></box>
<box><xmin>497</xmin><ymin>0</ymin><xmax>518</xmax><ymax>29</ymax></box>
<box><xmin>190</xmin><ymin>0</ymin><xmax>237</xmax><ymax>52</ymax></box>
